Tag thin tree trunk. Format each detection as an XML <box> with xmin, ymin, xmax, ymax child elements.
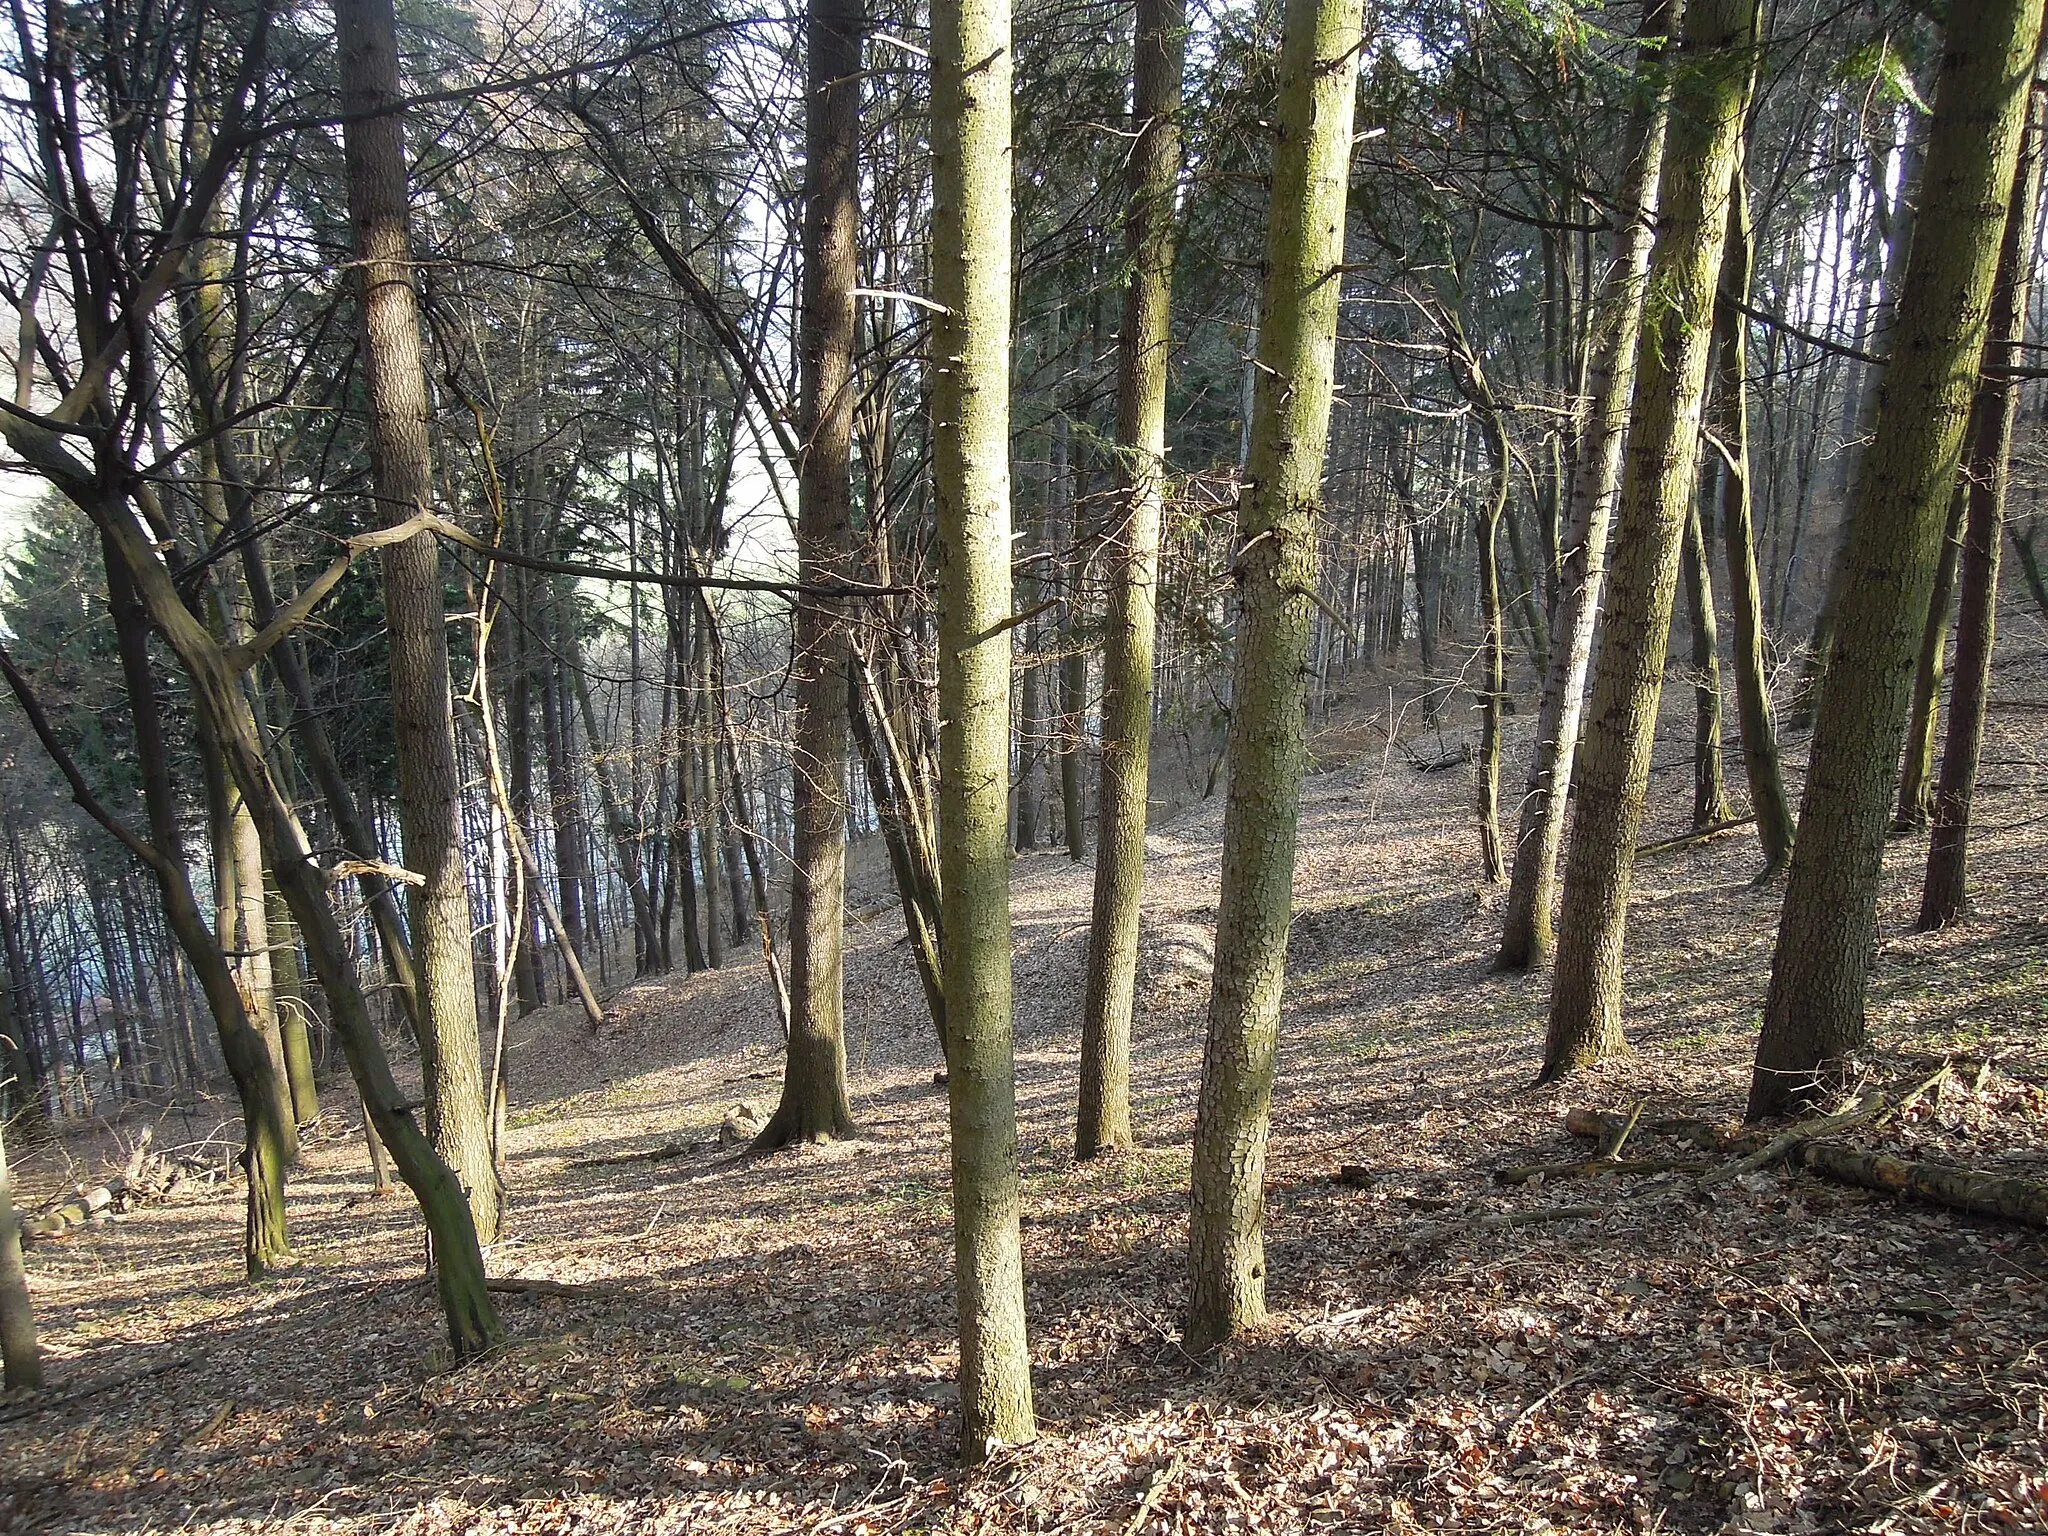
<box><xmin>1751</xmin><ymin>0</ymin><xmax>2044</xmax><ymax>1117</ymax></box>
<box><xmin>1918</xmin><ymin>92</ymin><xmax>2046</xmax><ymax>930</ymax></box>
<box><xmin>1683</xmin><ymin>492</ymin><xmax>1733</xmax><ymax>828</ymax></box>
<box><xmin>1185</xmin><ymin>0</ymin><xmax>1364</xmax><ymax>1353</ymax></box>
<box><xmin>1076</xmin><ymin>0</ymin><xmax>1183</xmax><ymax>1160</ymax></box>
<box><xmin>1497</xmin><ymin>0</ymin><xmax>1679</xmax><ymax>972</ymax></box>
<box><xmin>335</xmin><ymin>0</ymin><xmax>498</xmax><ymax>1241</ymax></box>
<box><xmin>1894</xmin><ymin>489</ymin><xmax>1966</xmax><ymax>831</ymax></box>
<box><xmin>1707</xmin><ymin>166</ymin><xmax>1795</xmax><ymax>878</ymax></box>
<box><xmin>1542</xmin><ymin>0</ymin><xmax>1756</xmax><ymax>1080</ymax></box>
<box><xmin>931</xmin><ymin>0</ymin><xmax>1035</xmax><ymax>1451</ymax></box>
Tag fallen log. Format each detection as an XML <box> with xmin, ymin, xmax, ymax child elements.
<box><xmin>1564</xmin><ymin>1107</ymin><xmax>1734</xmax><ymax>1154</ymax></box>
<box><xmin>1495</xmin><ymin>1155</ymin><xmax>1703</xmax><ymax>1187</ymax></box>
<box><xmin>1702</xmin><ymin>1063</ymin><xmax>1952</xmax><ymax>1187</ymax></box>
<box><xmin>1637</xmin><ymin>815</ymin><xmax>1758</xmax><ymax>859</ymax></box>
<box><xmin>567</xmin><ymin>1139</ymin><xmax>707</xmax><ymax>1171</ymax></box>
<box><xmin>1799</xmin><ymin>1143</ymin><xmax>2048</xmax><ymax>1229</ymax></box>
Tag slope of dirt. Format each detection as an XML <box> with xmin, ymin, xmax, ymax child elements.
<box><xmin>4</xmin><ymin>633</ymin><xmax>2046</xmax><ymax>1536</ymax></box>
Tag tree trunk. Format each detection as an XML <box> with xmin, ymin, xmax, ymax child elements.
<box><xmin>1682</xmin><ymin>492</ymin><xmax>1733</xmax><ymax>829</ymax></box>
<box><xmin>759</xmin><ymin>0</ymin><xmax>862</xmax><ymax>1148</ymax></box>
<box><xmin>335</xmin><ymin>0</ymin><xmax>499</xmax><ymax>1242</ymax></box>
<box><xmin>1751</xmin><ymin>0</ymin><xmax>2044</xmax><ymax>1118</ymax></box>
<box><xmin>1894</xmin><ymin>489</ymin><xmax>1965</xmax><ymax>833</ymax></box>
<box><xmin>1497</xmin><ymin>0</ymin><xmax>1678</xmax><ymax>972</ymax></box>
<box><xmin>0</xmin><ymin>1114</ymin><xmax>38</xmax><ymax>1390</ymax></box>
<box><xmin>268</xmin><ymin>883</ymin><xmax>321</xmax><ymax>1126</ymax></box>
<box><xmin>1076</xmin><ymin>0</ymin><xmax>1183</xmax><ymax>1160</ymax></box>
<box><xmin>1918</xmin><ymin>92</ymin><xmax>2046</xmax><ymax>930</ymax></box>
<box><xmin>1542</xmin><ymin>0</ymin><xmax>1756</xmax><ymax>1080</ymax></box>
<box><xmin>1185</xmin><ymin>0</ymin><xmax>1364</xmax><ymax>1353</ymax></box>
<box><xmin>931</xmin><ymin>0</ymin><xmax>1036</xmax><ymax>1453</ymax></box>
<box><xmin>96</xmin><ymin>546</ymin><xmax>294</xmax><ymax>1275</ymax></box>
<box><xmin>1707</xmin><ymin>168</ymin><xmax>1795</xmax><ymax>879</ymax></box>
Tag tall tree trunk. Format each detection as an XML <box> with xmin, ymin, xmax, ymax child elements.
<box><xmin>1683</xmin><ymin>493</ymin><xmax>1733</xmax><ymax>828</ymax></box>
<box><xmin>931</xmin><ymin>0</ymin><xmax>1035</xmax><ymax>1453</ymax></box>
<box><xmin>94</xmin><ymin>548</ymin><xmax>294</xmax><ymax>1273</ymax></box>
<box><xmin>1076</xmin><ymin>0</ymin><xmax>1183</xmax><ymax>1160</ymax></box>
<box><xmin>1542</xmin><ymin>0</ymin><xmax>1756</xmax><ymax>1080</ymax></box>
<box><xmin>335</xmin><ymin>0</ymin><xmax>499</xmax><ymax>1242</ymax></box>
<box><xmin>760</xmin><ymin>0</ymin><xmax>862</xmax><ymax>1148</ymax></box>
<box><xmin>1497</xmin><ymin>0</ymin><xmax>1678</xmax><ymax>972</ymax></box>
<box><xmin>72</xmin><ymin>478</ymin><xmax>504</xmax><ymax>1357</ymax></box>
<box><xmin>1185</xmin><ymin>0</ymin><xmax>1364</xmax><ymax>1353</ymax></box>
<box><xmin>1750</xmin><ymin>0</ymin><xmax>2044</xmax><ymax>1117</ymax></box>
<box><xmin>1708</xmin><ymin>167</ymin><xmax>1795</xmax><ymax>878</ymax></box>
<box><xmin>1918</xmin><ymin>92</ymin><xmax>2046</xmax><ymax>930</ymax></box>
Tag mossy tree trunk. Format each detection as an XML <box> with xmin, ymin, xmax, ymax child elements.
<box><xmin>1918</xmin><ymin>93</ymin><xmax>2046</xmax><ymax>930</ymax></box>
<box><xmin>930</xmin><ymin>0</ymin><xmax>1036</xmax><ymax>1456</ymax></box>
<box><xmin>1542</xmin><ymin>0</ymin><xmax>1757</xmax><ymax>1081</ymax></box>
<box><xmin>1497</xmin><ymin>0</ymin><xmax>1679</xmax><ymax>972</ymax></box>
<box><xmin>1751</xmin><ymin>0</ymin><xmax>2044</xmax><ymax>1117</ymax></box>
<box><xmin>1185</xmin><ymin>0</ymin><xmax>1365</xmax><ymax>1353</ymax></box>
<box><xmin>1076</xmin><ymin>0</ymin><xmax>1184</xmax><ymax>1160</ymax></box>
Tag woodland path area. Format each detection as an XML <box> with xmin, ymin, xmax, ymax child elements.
<box><xmin>4</xmin><ymin>651</ymin><xmax>2046</xmax><ymax>1536</ymax></box>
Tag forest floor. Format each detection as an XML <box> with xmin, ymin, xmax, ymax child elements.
<box><xmin>5</xmin><ymin>630</ymin><xmax>2048</xmax><ymax>1536</ymax></box>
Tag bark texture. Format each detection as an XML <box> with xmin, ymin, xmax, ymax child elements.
<box><xmin>1077</xmin><ymin>0</ymin><xmax>1184</xmax><ymax>1161</ymax></box>
<box><xmin>335</xmin><ymin>0</ymin><xmax>498</xmax><ymax>1239</ymax></box>
<box><xmin>761</xmin><ymin>0</ymin><xmax>862</xmax><ymax>1148</ymax></box>
<box><xmin>1707</xmin><ymin>168</ymin><xmax>1794</xmax><ymax>879</ymax></box>
<box><xmin>1185</xmin><ymin>0</ymin><xmax>1364</xmax><ymax>1353</ymax></box>
<box><xmin>931</xmin><ymin>0</ymin><xmax>1035</xmax><ymax>1455</ymax></box>
<box><xmin>1751</xmin><ymin>0</ymin><xmax>2044</xmax><ymax>1117</ymax></box>
<box><xmin>1543</xmin><ymin>0</ymin><xmax>1756</xmax><ymax>1080</ymax></box>
<box><xmin>1918</xmin><ymin>93</ymin><xmax>2046</xmax><ymax>930</ymax></box>
<box><xmin>1497</xmin><ymin>0</ymin><xmax>1678</xmax><ymax>972</ymax></box>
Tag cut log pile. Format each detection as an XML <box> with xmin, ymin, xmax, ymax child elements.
<box><xmin>22</xmin><ymin>1128</ymin><xmax>235</xmax><ymax>1243</ymax></box>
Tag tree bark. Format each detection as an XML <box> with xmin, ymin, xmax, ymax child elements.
<box><xmin>1497</xmin><ymin>0</ymin><xmax>1679</xmax><ymax>972</ymax></box>
<box><xmin>931</xmin><ymin>0</ymin><xmax>1036</xmax><ymax>1453</ymax></box>
<box><xmin>1751</xmin><ymin>0</ymin><xmax>2044</xmax><ymax>1118</ymax></box>
<box><xmin>0</xmin><ymin>1025</ymin><xmax>43</xmax><ymax>1389</ymax></box>
<box><xmin>1542</xmin><ymin>0</ymin><xmax>1756</xmax><ymax>1080</ymax></box>
<box><xmin>1185</xmin><ymin>0</ymin><xmax>1364</xmax><ymax>1353</ymax></box>
<box><xmin>1894</xmin><ymin>489</ymin><xmax>1966</xmax><ymax>832</ymax></box>
<box><xmin>335</xmin><ymin>0</ymin><xmax>499</xmax><ymax>1241</ymax></box>
<box><xmin>1707</xmin><ymin>168</ymin><xmax>1794</xmax><ymax>879</ymax></box>
<box><xmin>1076</xmin><ymin>0</ymin><xmax>1183</xmax><ymax>1160</ymax></box>
<box><xmin>760</xmin><ymin>0</ymin><xmax>862</xmax><ymax>1148</ymax></box>
<box><xmin>1918</xmin><ymin>92</ymin><xmax>2046</xmax><ymax>930</ymax></box>
<box><xmin>1682</xmin><ymin>492</ymin><xmax>1733</xmax><ymax>829</ymax></box>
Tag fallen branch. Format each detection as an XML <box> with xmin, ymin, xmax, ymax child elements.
<box><xmin>1638</xmin><ymin>815</ymin><xmax>1758</xmax><ymax>858</ymax></box>
<box><xmin>1495</xmin><ymin>1155</ymin><xmax>1703</xmax><ymax>1187</ymax></box>
<box><xmin>566</xmin><ymin>1139</ymin><xmax>707</xmax><ymax>1170</ymax></box>
<box><xmin>1702</xmin><ymin>1064</ymin><xmax>1952</xmax><ymax>1188</ymax></box>
<box><xmin>1799</xmin><ymin>1143</ymin><xmax>2048</xmax><ymax>1228</ymax></box>
<box><xmin>1564</xmin><ymin>1107</ymin><xmax>1734</xmax><ymax>1154</ymax></box>
<box><xmin>0</xmin><ymin>1351</ymin><xmax>198</xmax><ymax>1423</ymax></box>
<box><xmin>486</xmin><ymin>1276</ymin><xmax>617</xmax><ymax>1298</ymax></box>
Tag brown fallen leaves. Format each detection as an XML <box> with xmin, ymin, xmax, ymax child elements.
<box><xmin>4</xmin><ymin>652</ymin><xmax>2047</xmax><ymax>1536</ymax></box>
